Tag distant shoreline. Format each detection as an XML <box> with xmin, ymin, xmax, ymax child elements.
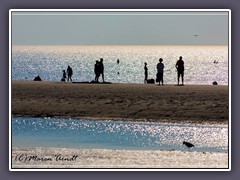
<box><xmin>12</xmin><ymin>80</ymin><xmax>229</xmax><ymax>125</ymax></box>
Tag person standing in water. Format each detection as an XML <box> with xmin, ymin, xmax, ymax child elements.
<box><xmin>156</xmin><ymin>58</ymin><xmax>164</xmax><ymax>85</ymax></box>
<box><xmin>144</xmin><ymin>62</ymin><xmax>148</xmax><ymax>84</ymax></box>
<box><xmin>175</xmin><ymin>56</ymin><xmax>184</xmax><ymax>85</ymax></box>
<box><xmin>117</xmin><ymin>59</ymin><xmax>120</xmax><ymax>75</ymax></box>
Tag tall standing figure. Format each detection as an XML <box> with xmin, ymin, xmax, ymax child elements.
<box><xmin>144</xmin><ymin>62</ymin><xmax>148</xmax><ymax>84</ymax></box>
<box><xmin>99</xmin><ymin>58</ymin><xmax>105</xmax><ymax>83</ymax></box>
<box><xmin>67</xmin><ymin>65</ymin><xmax>73</xmax><ymax>82</ymax></box>
<box><xmin>156</xmin><ymin>58</ymin><xmax>164</xmax><ymax>85</ymax></box>
<box><xmin>175</xmin><ymin>56</ymin><xmax>184</xmax><ymax>85</ymax></box>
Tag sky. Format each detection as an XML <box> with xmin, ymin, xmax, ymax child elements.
<box><xmin>11</xmin><ymin>10</ymin><xmax>230</xmax><ymax>46</ymax></box>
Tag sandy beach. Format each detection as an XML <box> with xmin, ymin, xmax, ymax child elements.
<box><xmin>11</xmin><ymin>80</ymin><xmax>229</xmax><ymax>169</ymax></box>
<box><xmin>12</xmin><ymin>80</ymin><xmax>229</xmax><ymax>125</ymax></box>
<box><xmin>12</xmin><ymin>147</ymin><xmax>228</xmax><ymax>169</ymax></box>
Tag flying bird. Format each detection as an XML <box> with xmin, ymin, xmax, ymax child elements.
<box><xmin>183</xmin><ymin>141</ymin><xmax>195</xmax><ymax>148</ymax></box>
<box><xmin>194</xmin><ymin>34</ymin><xmax>199</xmax><ymax>37</ymax></box>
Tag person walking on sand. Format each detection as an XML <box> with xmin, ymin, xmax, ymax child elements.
<box><xmin>67</xmin><ymin>65</ymin><xmax>73</xmax><ymax>82</ymax></box>
<box><xmin>175</xmin><ymin>56</ymin><xmax>184</xmax><ymax>86</ymax></box>
<box><xmin>99</xmin><ymin>58</ymin><xmax>105</xmax><ymax>83</ymax></box>
<box><xmin>156</xmin><ymin>58</ymin><xmax>164</xmax><ymax>85</ymax></box>
<box><xmin>144</xmin><ymin>62</ymin><xmax>148</xmax><ymax>84</ymax></box>
<box><xmin>94</xmin><ymin>60</ymin><xmax>100</xmax><ymax>82</ymax></box>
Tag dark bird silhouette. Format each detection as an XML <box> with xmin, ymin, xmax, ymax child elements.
<box><xmin>183</xmin><ymin>141</ymin><xmax>195</xmax><ymax>148</ymax></box>
<box><xmin>194</xmin><ymin>34</ymin><xmax>198</xmax><ymax>37</ymax></box>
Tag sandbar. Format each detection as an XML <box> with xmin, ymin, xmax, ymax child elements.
<box><xmin>12</xmin><ymin>80</ymin><xmax>229</xmax><ymax>125</ymax></box>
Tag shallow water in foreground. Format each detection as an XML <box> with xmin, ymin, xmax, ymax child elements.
<box><xmin>12</xmin><ymin>117</ymin><xmax>228</xmax><ymax>152</ymax></box>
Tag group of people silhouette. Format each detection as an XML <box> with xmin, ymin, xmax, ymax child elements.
<box><xmin>62</xmin><ymin>65</ymin><xmax>73</xmax><ymax>82</ymax></box>
<box><xmin>61</xmin><ymin>56</ymin><xmax>184</xmax><ymax>85</ymax></box>
<box><xmin>144</xmin><ymin>56</ymin><xmax>185</xmax><ymax>86</ymax></box>
<box><xmin>62</xmin><ymin>58</ymin><xmax>105</xmax><ymax>83</ymax></box>
<box><xmin>94</xmin><ymin>58</ymin><xmax>105</xmax><ymax>83</ymax></box>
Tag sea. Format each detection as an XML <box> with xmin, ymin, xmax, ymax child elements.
<box><xmin>12</xmin><ymin>117</ymin><xmax>228</xmax><ymax>152</ymax></box>
<box><xmin>12</xmin><ymin>45</ymin><xmax>229</xmax><ymax>85</ymax></box>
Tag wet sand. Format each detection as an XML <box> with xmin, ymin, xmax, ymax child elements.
<box><xmin>11</xmin><ymin>147</ymin><xmax>228</xmax><ymax>169</ymax></box>
<box><xmin>12</xmin><ymin>80</ymin><xmax>229</xmax><ymax>125</ymax></box>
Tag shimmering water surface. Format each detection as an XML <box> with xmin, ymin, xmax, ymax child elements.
<box><xmin>12</xmin><ymin>117</ymin><xmax>228</xmax><ymax>152</ymax></box>
<box><xmin>12</xmin><ymin>46</ymin><xmax>228</xmax><ymax>85</ymax></box>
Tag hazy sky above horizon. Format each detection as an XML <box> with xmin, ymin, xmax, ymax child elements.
<box><xmin>11</xmin><ymin>11</ymin><xmax>229</xmax><ymax>46</ymax></box>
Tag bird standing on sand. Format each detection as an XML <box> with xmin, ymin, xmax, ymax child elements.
<box><xmin>183</xmin><ymin>141</ymin><xmax>195</xmax><ymax>148</ymax></box>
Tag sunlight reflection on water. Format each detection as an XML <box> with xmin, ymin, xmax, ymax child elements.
<box><xmin>12</xmin><ymin>117</ymin><xmax>228</xmax><ymax>152</ymax></box>
<box><xmin>12</xmin><ymin>46</ymin><xmax>228</xmax><ymax>85</ymax></box>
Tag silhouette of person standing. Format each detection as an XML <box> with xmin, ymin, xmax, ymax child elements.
<box><xmin>99</xmin><ymin>58</ymin><xmax>105</xmax><ymax>83</ymax></box>
<box><xmin>144</xmin><ymin>62</ymin><xmax>148</xmax><ymax>84</ymax></box>
<box><xmin>67</xmin><ymin>65</ymin><xmax>73</xmax><ymax>82</ymax></box>
<box><xmin>94</xmin><ymin>60</ymin><xmax>100</xmax><ymax>82</ymax></box>
<box><xmin>62</xmin><ymin>70</ymin><xmax>66</xmax><ymax>82</ymax></box>
<box><xmin>175</xmin><ymin>56</ymin><xmax>184</xmax><ymax>85</ymax></box>
<box><xmin>156</xmin><ymin>58</ymin><xmax>164</xmax><ymax>85</ymax></box>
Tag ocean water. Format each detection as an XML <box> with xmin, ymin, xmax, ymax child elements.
<box><xmin>12</xmin><ymin>46</ymin><xmax>228</xmax><ymax>85</ymax></box>
<box><xmin>12</xmin><ymin>117</ymin><xmax>228</xmax><ymax>152</ymax></box>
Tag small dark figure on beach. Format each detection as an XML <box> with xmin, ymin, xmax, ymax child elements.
<box><xmin>156</xmin><ymin>58</ymin><xmax>164</xmax><ymax>85</ymax></box>
<box><xmin>183</xmin><ymin>141</ymin><xmax>195</xmax><ymax>148</ymax></box>
<box><xmin>33</xmin><ymin>75</ymin><xmax>42</xmax><ymax>81</ymax></box>
<box><xmin>67</xmin><ymin>65</ymin><xmax>73</xmax><ymax>82</ymax></box>
<box><xmin>144</xmin><ymin>62</ymin><xmax>148</xmax><ymax>84</ymax></box>
<box><xmin>61</xmin><ymin>70</ymin><xmax>66</xmax><ymax>82</ymax></box>
<box><xmin>176</xmin><ymin>56</ymin><xmax>184</xmax><ymax>86</ymax></box>
<box><xmin>99</xmin><ymin>58</ymin><xmax>105</xmax><ymax>83</ymax></box>
<box><xmin>94</xmin><ymin>60</ymin><xmax>100</xmax><ymax>82</ymax></box>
